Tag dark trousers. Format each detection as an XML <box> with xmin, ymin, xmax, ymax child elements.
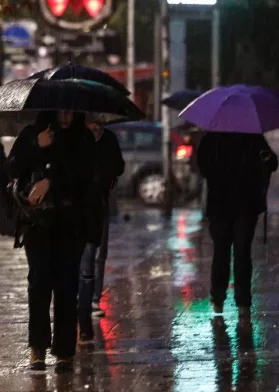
<box><xmin>209</xmin><ymin>214</ymin><xmax>258</xmax><ymax>307</ymax></box>
<box><xmin>24</xmin><ymin>211</ymin><xmax>84</xmax><ymax>357</ymax></box>
<box><xmin>78</xmin><ymin>201</ymin><xmax>109</xmax><ymax>310</ymax></box>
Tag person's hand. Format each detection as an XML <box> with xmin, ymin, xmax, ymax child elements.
<box><xmin>28</xmin><ymin>178</ymin><xmax>50</xmax><ymax>206</ymax></box>
<box><xmin>37</xmin><ymin>126</ymin><xmax>54</xmax><ymax>148</ymax></box>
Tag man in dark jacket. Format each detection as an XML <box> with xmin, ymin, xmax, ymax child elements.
<box><xmin>78</xmin><ymin>121</ymin><xmax>125</xmax><ymax>342</ymax></box>
<box><xmin>197</xmin><ymin>133</ymin><xmax>278</xmax><ymax>318</ymax></box>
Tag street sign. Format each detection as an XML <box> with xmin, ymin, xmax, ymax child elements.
<box><xmin>3</xmin><ymin>24</ymin><xmax>32</xmax><ymax>48</ymax></box>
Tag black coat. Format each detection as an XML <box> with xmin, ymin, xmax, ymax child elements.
<box><xmin>93</xmin><ymin>128</ymin><xmax>125</xmax><ymax>198</ymax></box>
<box><xmin>6</xmin><ymin>113</ymin><xmax>101</xmax><ymax>243</ymax></box>
<box><xmin>197</xmin><ymin>133</ymin><xmax>278</xmax><ymax>217</ymax></box>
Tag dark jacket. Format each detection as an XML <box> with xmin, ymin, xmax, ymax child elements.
<box><xmin>93</xmin><ymin>128</ymin><xmax>125</xmax><ymax>199</ymax></box>
<box><xmin>6</xmin><ymin>112</ymin><xmax>97</xmax><ymax>242</ymax></box>
<box><xmin>197</xmin><ymin>133</ymin><xmax>278</xmax><ymax>217</ymax></box>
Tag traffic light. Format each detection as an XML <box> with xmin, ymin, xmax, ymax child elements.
<box><xmin>83</xmin><ymin>0</ymin><xmax>104</xmax><ymax>17</ymax></box>
<box><xmin>40</xmin><ymin>0</ymin><xmax>112</xmax><ymax>30</ymax></box>
<box><xmin>47</xmin><ymin>0</ymin><xmax>68</xmax><ymax>16</ymax></box>
<box><xmin>47</xmin><ymin>0</ymin><xmax>105</xmax><ymax>17</ymax></box>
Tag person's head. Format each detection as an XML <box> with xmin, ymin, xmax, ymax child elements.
<box><xmin>85</xmin><ymin>118</ymin><xmax>104</xmax><ymax>141</ymax></box>
<box><xmin>57</xmin><ymin>111</ymin><xmax>73</xmax><ymax>129</ymax></box>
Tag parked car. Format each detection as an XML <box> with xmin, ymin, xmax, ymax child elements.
<box><xmin>108</xmin><ymin>121</ymin><xmax>195</xmax><ymax>205</ymax></box>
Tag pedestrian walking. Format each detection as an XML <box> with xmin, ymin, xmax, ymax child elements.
<box><xmin>78</xmin><ymin>120</ymin><xmax>125</xmax><ymax>342</ymax></box>
<box><xmin>197</xmin><ymin>133</ymin><xmax>278</xmax><ymax>317</ymax></box>
<box><xmin>7</xmin><ymin>111</ymin><xmax>96</xmax><ymax>373</ymax></box>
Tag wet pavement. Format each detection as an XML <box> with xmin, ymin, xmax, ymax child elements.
<box><xmin>1</xmin><ymin>209</ymin><xmax>279</xmax><ymax>392</ymax></box>
<box><xmin>2</xmin><ymin>138</ymin><xmax>279</xmax><ymax>391</ymax></box>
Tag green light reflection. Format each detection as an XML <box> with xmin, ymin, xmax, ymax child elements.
<box><xmin>171</xmin><ymin>298</ymin><xmax>217</xmax><ymax>392</ymax></box>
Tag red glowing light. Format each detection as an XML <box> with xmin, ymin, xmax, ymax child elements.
<box><xmin>176</xmin><ymin>145</ymin><xmax>193</xmax><ymax>159</ymax></box>
<box><xmin>83</xmin><ymin>0</ymin><xmax>104</xmax><ymax>17</ymax></box>
<box><xmin>47</xmin><ymin>0</ymin><xmax>69</xmax><ymax>16</ymax></box>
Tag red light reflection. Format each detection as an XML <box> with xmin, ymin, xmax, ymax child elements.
<box><xmin>99</xmin><ymin>291</ymin><xmax>119</xmax><ymax>378</ymax></box>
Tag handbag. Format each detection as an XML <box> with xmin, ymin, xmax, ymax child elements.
<box><xmin>12</xmin><ymin>168</ymin><xmax>55</xmax><ymax>227</ymax></box>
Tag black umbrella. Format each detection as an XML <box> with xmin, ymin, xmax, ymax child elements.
<box><xmin>0</xmin><ymin>79</ymin><xmax>144</xmax><ymax>131</ymax></box>
<box><xmin>28</xmin><ymin>63</ymin><xmax>130</xmax><ymax>96</ymax></box>
<box><xmin>162</xmin><ymin>89</ymin><xmax>202</xmax><ymax>111</ymax></box>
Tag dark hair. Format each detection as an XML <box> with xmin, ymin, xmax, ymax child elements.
<box><xmin>35</xmin><ymin>111</ymin><xmax>86</xmax><ymax>132</ymax></box>
<box><xmin>35</xmin><ymin>112</ymin><xmax>55</xmax><ymax>131</ymax></box>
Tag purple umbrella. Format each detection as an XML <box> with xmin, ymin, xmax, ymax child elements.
<box><xmin>179</xmin><ymin>84</ymin><xmax>279</xmax><ymax>134</ymax></box>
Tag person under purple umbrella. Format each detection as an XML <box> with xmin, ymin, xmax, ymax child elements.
<box><xmin>197</xmin><ymin>133</ymin><xmax>277</xmax><ymax>318</ymax></box>
<box><xmin>179</xmin><ymin>85</ymin><xmax>279</xmax><ymax>318</ymax></box>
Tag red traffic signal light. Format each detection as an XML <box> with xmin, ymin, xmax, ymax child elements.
<box><xmin>47</xmin><ymin>0</ymin><xmax>68</xmax><ymax>17</ymax></box>
<box><xmin>83</xmin><ymin>0</ymin><xmax>104</xmax><ymax>17</ymax></box>
<box><xmin>40</xmin><ymin>0</ymin><xmax>112</xmax><ymax>30</ymax></box>
<box><xmin>47</xmin><ymin>0</ymin><xmax>105</xmax><ymax>17</ymax></box>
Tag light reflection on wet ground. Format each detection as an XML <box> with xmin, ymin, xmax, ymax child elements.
<box><xmin>1</xmin><ymin>207</ymin><xmax>279</xmax><ymax>392</ymax></box>
<box><xmin>2</xmin><ymin>135</ymin><xmax>279</xmax><ymax>390</ymax></box>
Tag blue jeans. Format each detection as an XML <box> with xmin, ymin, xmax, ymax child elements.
<box><xmin>78</xmin><ymin>203</ymin><xmax>109</xmax><ymax>310</ymax></box>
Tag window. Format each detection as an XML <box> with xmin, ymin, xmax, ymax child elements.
<box><xmin>134</xmin><ymin>129</ymin><xmax>161</xmax><ymax>151</ymax></box>
<box><xmin>113</xmin><ymin>129</ymin><xmax>134</xmax><ymax>151</ymax></box>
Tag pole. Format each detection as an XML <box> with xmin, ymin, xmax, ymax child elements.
<box><xmin>161</xmin><ymin>0</ymin><xmax>172</xmax><ymax>218</ymax></box>
<box><xmin>153</xmin><ymin>9</ymin><xmax>162</xmax><ymax>121</ymax></box>
<box><xmin>127</xmin><ymin>0</ymin><xmax>135</xmax><ymax>100</ymax></box>
<box><xmin>211</xmin><ymin>6</ymin><xmax>220</xmax><ymax>88</ymax></box>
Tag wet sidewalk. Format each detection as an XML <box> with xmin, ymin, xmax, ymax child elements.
<box><xmin>0</xmin><ymin>206</ymin><xmax>279</xmax><ymax>391</ymax></box>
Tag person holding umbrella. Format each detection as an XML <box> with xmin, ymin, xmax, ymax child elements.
<box><xmin>179</xmin><ymin>85</ymin><xmax>279</xmax><ymax>317</ymax></box>
<box><xmin>7</xmin><ymin>111</ymin><xmax>96</xmax><ymax>373</ymax></box>
<box><xmin>0</xmin><ymin>74</ymin><xmax>144</xmax><ymax>365</ymax></box>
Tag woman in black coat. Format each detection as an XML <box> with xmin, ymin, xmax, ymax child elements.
<box><xmin>7</xmin><ymin>111</ymin><xmax>96</xmax><ymax>373</ymax></box>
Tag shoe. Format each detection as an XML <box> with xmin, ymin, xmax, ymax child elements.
<box><xmin>30</xmin><ymin>348</ymin><xmax>46</xmax><ymax>371</ymax></box>
<box><xmin>211</xmin><ymin>315</ymin><xmax>225</xmax><ymax>328</ymax></box>
<box><xmin>79</xmin><ymin>331</ymin><xmax>94</xmax><ymax>345</ymax></box>
<box><xmin>92</xmin><ymin>302</ymin><xmax>105</xmax><ymax>317</ymax></box>
<box><xmin>78</xmin><ymin>310</ymin><xmax>94</xmax><ymax>344</ymax></box>
<box><xmin>238</xmin><ymin>306</ymin><xmax>251</xmax><ymax>319</ymax></box>
<box><xmin>55</xmin><ymin>357</ymin><xmax>74</xmax><ymax>374</ymax></box>
<box><xmin>211</xmin><ymin>301</ymin><xmax>224</xmax><ymax>314</ymax></box>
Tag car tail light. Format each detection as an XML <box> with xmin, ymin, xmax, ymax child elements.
<box><xmin>176</xmin><ymin>145</ymin><xmax>193</xmax><ymax>159</ymax></box>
